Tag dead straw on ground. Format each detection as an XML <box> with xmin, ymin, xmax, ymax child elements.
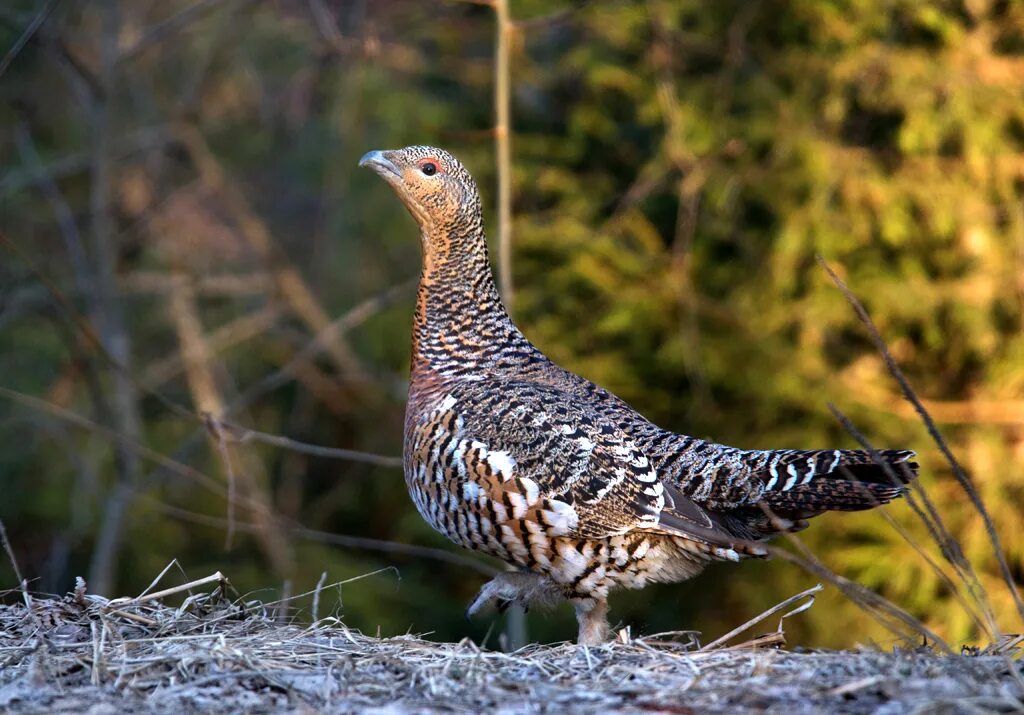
<box><xmin>0</xmin><ymin>565</ymin><xmax>1021</xmax><ymax>714</ymax></box>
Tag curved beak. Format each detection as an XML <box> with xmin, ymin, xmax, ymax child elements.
<box><xmin>358</xmin><ymin>150</ymin><xmax>402</xmax><ymax>181</ymax></box>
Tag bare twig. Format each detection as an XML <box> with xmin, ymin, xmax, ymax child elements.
<box><xmin>108</xmin><ymin>571</ymin><xmax>228</xmax><ymax>607</ymax></box>
<box><xmin>214</xmin><ymin>422</ymin><xmax>403</xmax><ymax>468</ymax></box>
<box><xmin>0</xmin><ymin>0</ymin><xmax>60</xmax><ymax>80</ymax></box>
<box><xmin>312</xmin><ymin>571</ymin><xmax>328</xmax><ymax>622</ymax></box>
<box><xmin>120</xmin><ymin>271</ymin><xmax>274</xmax><ymax>297</ymax></box>
<box><xmin>0</xmin><ymin>386</ymin><xmax>273</xmax><ymax>516</ymax></box>
<box><xmin>144</xmin><ymin>498</ymin><xmax>502</xmax><ymax>577</ymax></box>
<box><xmin>136</xmin><ymin>559</ymin><xmax>191</xmax><ymax>599</ymax></box>
<box><xmin>229</xmin><ymin>278</ymin><xmax>415</xmax><ymax>412</ymax></box>
<box><xmin>700</xmin><ymin>584</ymin><xmax>822</xmax><ymax>651</ymax></box>
<box><xmin>141</xmin><ymin>305</ymin><xmax>280</xmax><ymax>388</ymax></box>
<box><xmin>0</xmin><ymin>519</ymin><xmax>49</xmax><ymax>649</ymax></box>
<box><xmin>210</xmin><ymin>417</ymin><xmax>238</xmax><ymax>551</ymax></box>
<box><xmin>0</xmin><ymin>517</ymin><xmax>25</xmax><ymax>586</ymax></box>
<box><xmin>307</xmin><ymin>0</ymin><xmax>345</xmax><ymax>50</ymax></box>
<box><xmin>117</xmin><ymin>0</ymin><xmax>251</xmax><ymax>62</ymax></box>
<box><xmin>512</xmin><ymin>2</ymin><xmax>587</xmax><ymax>31</ymax></box>
<box><xmin>493</xmin><ymin>0</ymin><xmax>514</xmax><ymax>309</ymax></box>
<box><xmin>13</xmin><ymin>120</ymin><xmax>97</xmax><ymax>307</ymax></box>
<box><xmin>1</xmin><ymin>125</ymin><xmax>173</xmax><ymax>197</ymax></box>
<box><xmin>818</xmin><ymin>255</ymin><xmax>1024</xmax><ymax>625</ymax></box>
<box><xmin>88</xmin><ymin>0</ymin><xmax>145</xmax><ymax>597</ymax></box>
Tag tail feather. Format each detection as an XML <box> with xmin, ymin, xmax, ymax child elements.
<box><xmin>756</xmin><ymin>448</ymin><xmax>918</xmax><ymax>514</ymax></box>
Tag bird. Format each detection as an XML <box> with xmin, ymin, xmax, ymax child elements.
<box><xmin>359</xmin><ymin>145</ymin><xmax>919</xmax><ymax>645</ymax></box>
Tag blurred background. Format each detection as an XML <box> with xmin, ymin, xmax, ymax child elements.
<box><xmin>2</xmin><ymin>0</ymin><xmax>1023</xmax><ymax>649</ymax></box>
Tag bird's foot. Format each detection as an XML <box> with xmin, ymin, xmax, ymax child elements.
<box><xmin>466</xmin><ymin>571</ymin><xmax>561</xmax><ymax>619</ymax></box>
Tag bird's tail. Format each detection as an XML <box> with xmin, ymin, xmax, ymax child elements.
<box><xmin>753</xmin><ymin>448</ymin><xmax>918</xmax><ymax>518</ymax></box>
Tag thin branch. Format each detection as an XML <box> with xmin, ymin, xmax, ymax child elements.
<box><xmin>213</xmin><ymin>421</ymin><xmax>403</xmax><ymax>468</ymax></box>
<box><xmin>311</xmin><ymin>571</ymin><xmax>327</xmax><ymax>622</ymax></box>
<box><xmin>493</xmin><ymin>0</ymin><xmax>514</xmax><ymax>309</ymax></box>
<box><xmin>211</xmin><ymin>417</ymin><xmax>238</xmax><ymax>551</ymax></box>
<box><xmin>0</xmin><ymin>0</ymin><xmax>60</xmax><ymax>80</ymax></box>
<box><xmin>817</xmin><ymin>255</ymin><xmax>1024</xmax><ymax>625</ymax></box>
<box><xmin>13</xmin><ymin>120</ymin><xmax>97</xmax><ymax>310</ymax></box>
<box><xmin>229</xmin><ymin>279</ymin><xmax>415</xmax><ymax>414</ymax></box>
<box><xmin>141</xmin><ymin>304</ymin><xmax>280</xmax><ymax>388</ymax></box>
<box><xmin>0</xmin><ymin>229</ymin><xmax>396</xmax><ymax>468</ymax></box>
<box><xmin>145</xmin><ymin>498</ymin><xmax>502</xmax><ymax>577</ymax></box>
<box><xmin>0</xmin><ymin>386</ymin><xmax>460</xmax><ymax>585</ymax></box>
<box><xmin>0</xmin><ymin>517</ymin><xmax>25</xmax><ymax>586</ymax></box>
<box><xmin>116</xmin><ymin>0</ymin><xmax>250</xmax><ymax>63</ymax></box>
<box><xmin>109</xmin><ymin>571</ymin><xmax>227</xmax><ymax>607</ymax></box>
<box><xmin>0</xmin><ymin>386</ymin><xmax>270</xmax><ymax>515</ymax></box>
<box><xmin>307</xmin><ymin>0</ymin><xmax>346</xmax><ymax>51</ymax></box>
<box><xmin>120</xmin><ymin>271</ymin><xmax>274</xmax><ymax>297</ymax></box>
<box><xmin>0</xmin><ymin>516</ymin><xmax>48</xmax><ymax>646</ymax></box>
<box><xmin>512</xmin><ymin>2</ymin><xmax>587</xmax><ymax>31</ymax></box>
<box><xmin>1</xmin><ymin>125</ymin><xmax>173</xmax><ymax>197</ymax></box>
<box><xmin>88</xmin><ymin>0</ymin><xmax>144</xmax><ymax>597</ymax></box>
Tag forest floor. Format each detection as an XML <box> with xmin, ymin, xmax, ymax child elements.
<box><xmin>0</xmin><ymin>578</ymin><xmax>1020</xmax><ymax>714</ymax></box>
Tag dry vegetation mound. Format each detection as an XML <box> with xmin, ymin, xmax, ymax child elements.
<box><xmin>0</xmin><ymin>576</ymin><xmax>1020</xmax><ymax>715</ymax></box>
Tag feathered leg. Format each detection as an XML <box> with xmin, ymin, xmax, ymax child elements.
<box><xmin>574</xmin><ymin>598</ymin><xmax>610</xmax><ymax>646</ymax></box>
<box><xmin>465</xmin><ymin>571</ymin><xmax>562</xmax><ymax>618</ymax></box>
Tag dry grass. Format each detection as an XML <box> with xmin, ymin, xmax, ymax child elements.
<box><xmin>1</xmin><ymin>571</ymin><xmax>1021</xmax><ymax>715</ymax></box>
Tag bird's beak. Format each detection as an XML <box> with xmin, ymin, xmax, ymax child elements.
<box><xmin>358</xmin><ymin>150</ymin><xmax>402</xmax><ymax>182</ymax></box>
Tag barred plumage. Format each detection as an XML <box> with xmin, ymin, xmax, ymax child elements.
<box><xmin>360</xmin><ymin>146</ymin><xmax>920</xmax><ymax>645</ymax></box>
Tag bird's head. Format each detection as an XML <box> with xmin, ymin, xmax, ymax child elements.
<box><xmin>359</xmin><ymin>146</ymin><xmax>482</xmax><ymax>235</ymax></box>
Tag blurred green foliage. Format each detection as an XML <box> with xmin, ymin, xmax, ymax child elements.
<box><xmin>1</xmin><ymin>0</ymin><xmax>1023</xmax><ymax>648</ymax></box>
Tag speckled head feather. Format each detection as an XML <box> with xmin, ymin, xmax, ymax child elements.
<box><xmin>359</xmin><ymin>146</ymin><xmax>483</xmax><ymax>241</ymax></box>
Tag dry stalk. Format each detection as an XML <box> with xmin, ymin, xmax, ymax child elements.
<box><xmin>828</xmin><ymin>404</ymin><xmax>1000</xmax><ymax>642</ymax></box>
<box><xmin>108</xmin><ymin>571</ymin><xmax>227</xmax><ymax>608</ymax></box>
<box><xmin>214</xmin><ymin>423</ymin><xmax>402</xmax><ymax>468</ymax></box>
<box><xmin>817</xmin><ymin>255</ymin><xmax>1024</xmax><ymax>625</ymax></box>
<box><xmin>767</xmin><ymin>541</ymin><xmax>950</xmax><ymax>653</ymax></box>
<box><xmin>700</xmin><ymin>583</ymin><xmax>822</xmax><ymax>651</ymax></box>
<box><xmin>0</xmin><ymin>518</ymin><xmax>26</xmax><ymax>588</ymax></box>
<box><xmin>312</xmin><ymin>571</ymin><xmax>328</xmax><ymax>622</ymax></box>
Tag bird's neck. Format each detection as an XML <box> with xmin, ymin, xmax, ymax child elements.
<box><xmin>410</xmin><ymin>225</ymin><xmax>528</xmax><ymax>378</ymax></box>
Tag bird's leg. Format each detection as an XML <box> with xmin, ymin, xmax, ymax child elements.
<box><xmin>466</xmin><ymin>571</ymin><xmax>562</xmax><ymax>619</ymax></box>
<box><xmin>574</xmin><ymin>598</ymin><xmax>611</xmax><ymax>646</ymax></box>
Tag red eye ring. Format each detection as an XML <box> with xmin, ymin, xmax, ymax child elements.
<box><xmin>418</xmin><ymin>157</ymin><xmax>443</xmax><ymax>176</ymax></box>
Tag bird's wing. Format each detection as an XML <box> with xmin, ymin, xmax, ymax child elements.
<box><xmin>412</xmin><ymin>378</ymin><xmax>759</xmax><ymax>553</ymax></box>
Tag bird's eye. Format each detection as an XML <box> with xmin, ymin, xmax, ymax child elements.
<box><xmin>421</xmin><ymin>162</ymin><xmax>437</xmax><ymax>176</ymax></box>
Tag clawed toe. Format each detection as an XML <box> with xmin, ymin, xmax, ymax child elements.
<box><xmin>465</xmin><ymin>578</ymin><xmax>515</xmax><ymax>619</ymax></box>
<box><xmin>466</xmin><ymin>572</ymin><xmax>554</xmax><ymax>620</ymax></box>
